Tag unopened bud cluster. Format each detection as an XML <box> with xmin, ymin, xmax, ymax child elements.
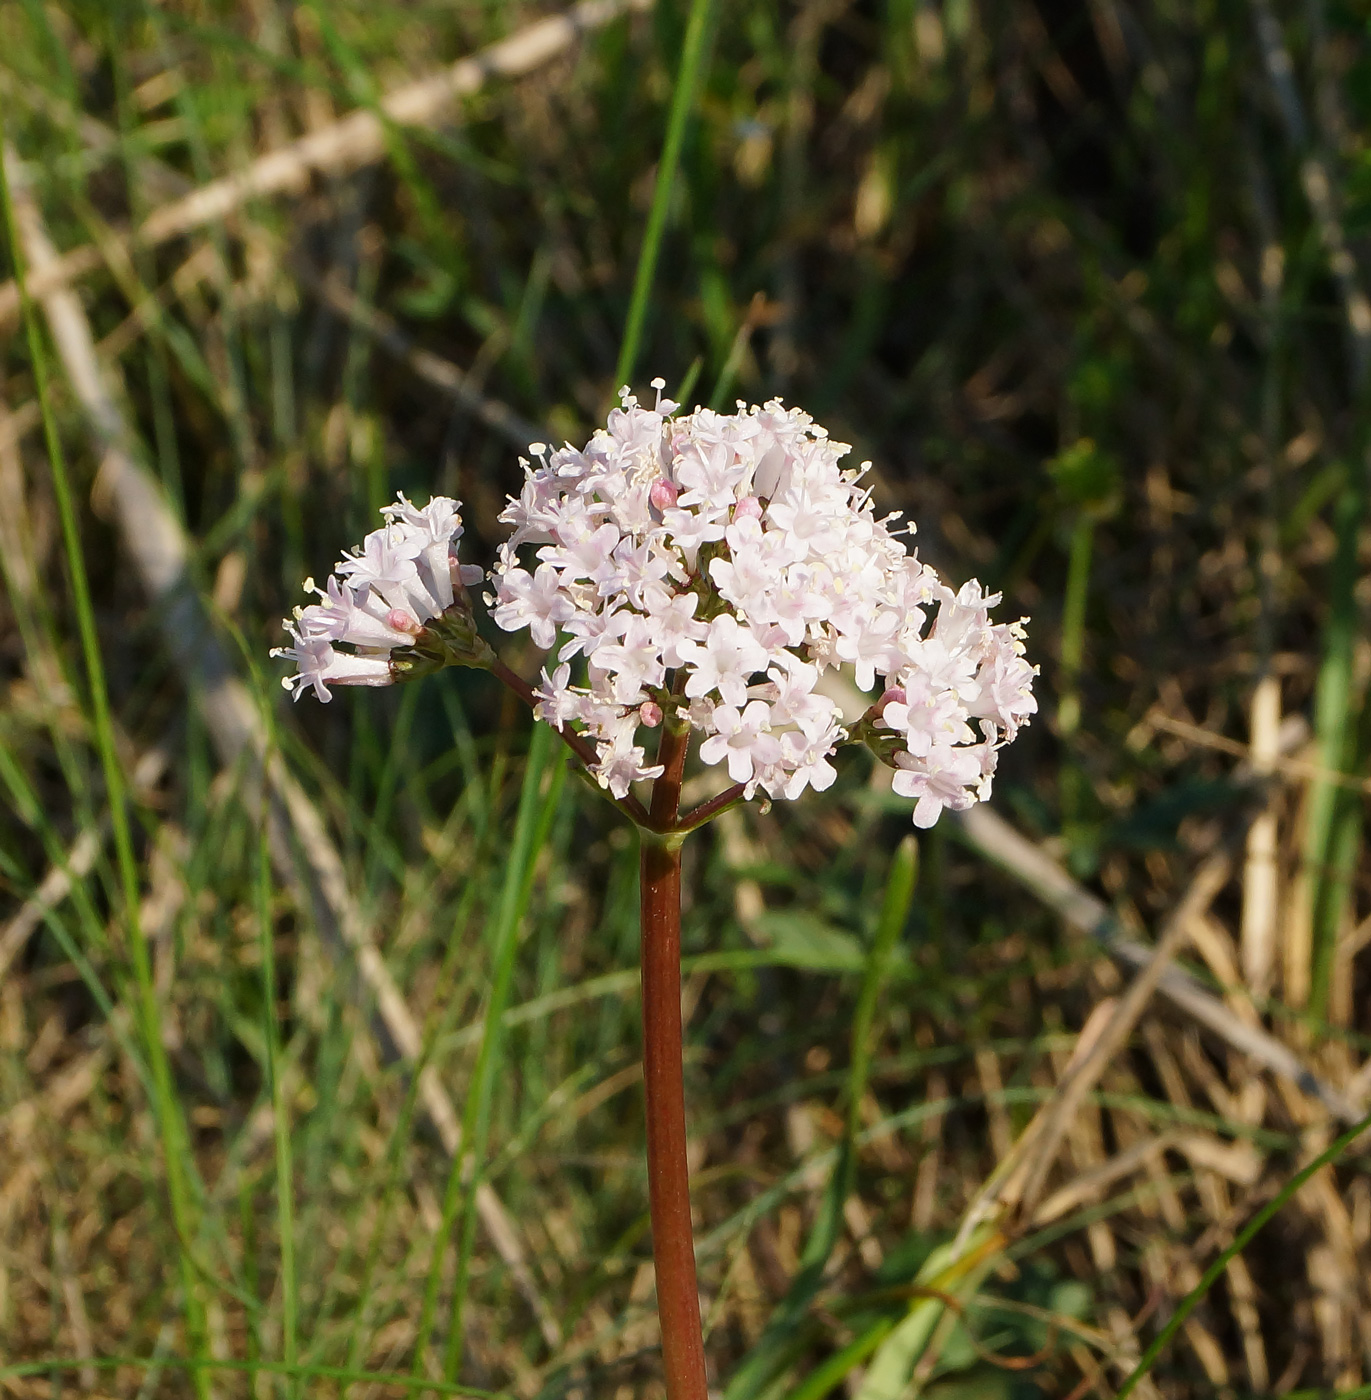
<box><xmin>275</xmin><ymin>384</ymin><xmax>1036</xmax><ymax>828</ymax></box>
<box><xmin>272</xmin><ymin>493</ymin><xmax>487</xmax><ymax>702</ymax></box>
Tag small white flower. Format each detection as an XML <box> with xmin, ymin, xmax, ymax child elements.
<box><xmin>682</xmin><ymin>615</ymin><xmax>771</xmax><ymax>707</ymax></box>
<box><xmin>275</xmin><ymin>494</ymin><xmax>472</xmax><ymax>700</ymax></box>
<box><xmin>533</xmin><ymin>663</ymin><xmax>582</xmax><ymax>727</ymax></box>
<box><xmin>491</xmin><ymin>563</ymin><xmax>576</xmax><ymax>650</ymax></box>
<box><xmin>780</xmin><ymin>728</ymin><xmax>839</xmax><ymax>800</ymax></box>
<box><xmin>699</xmin><ymin>700</ymin><xmax>783</xmax><ymax>789</ymax></box>
<box><xmin>272</xmin><ymin>630</ymin><xmax>393</xmax><ymax>702</ymax></box>
<box><xmin>594</xmin><ymin>723</ymin><xmax>665</xmax><ymax>798</ymax></box>
<box><xmin>891</xmin><ymin>742</ymin><xmax>986</xmax><ymax>828</ymax></box>
<box><xmin>595</xmin><ymin>613</ymin><xmax>669</xmax><ymax>704</ymax></box>
<box><xmin>640</xmin><ymin>585</ymin><xmax>707</xmax><ymax>668</ymax></box>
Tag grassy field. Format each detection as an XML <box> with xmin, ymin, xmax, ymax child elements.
<box><xmin>2</xmin><ymin>0</ymin><xmax>1371</xmax><ymax>1395</ymax></box>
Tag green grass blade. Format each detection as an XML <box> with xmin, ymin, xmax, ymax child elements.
<box><xmin>1307</xmin><ymin>482</ymin><xmax>1366</xmax><ymax>1016</ymax></box>
<box><xmin>1115</xmin><ymin>1105</ymin><xmax>1371</xmax><ymax>1399</ymax></box>
<box><xmin>613</xmin><ymin>0</ymin><xmax>716</xmax><ymax>390</ymax></box>
<box><xmin>258</xmin><ymin>793</ymin><xmax>299</xmax><ymax>1395</ymax></box>
<box><xmin>324</xmin><ymin>879</ymin><xmax>489</xmax><ymax>1385</ymax></box>
<box><xmin>847</xmin><ymin>837</ymin><xmax>918</xmax><ymax>1138</ymax></box>
<box><xmin>445</xmin><ymin>725</ymin><xmax>568</xmax><ymax>1379</ymax></box>
<box><xmin>410</xmin><ymin>722</ymin><xmax>564</xmax><ymax>1382</ymax></box>
<box><xmin>854</xmin><ymin>1228</ymin><xmax>1002</xmax><ymax>1400</ymax></box>
<box><xmin>785</xmin><ymin>1320</ymin><xmax>893</xmax><ymax>1400</ymax></box>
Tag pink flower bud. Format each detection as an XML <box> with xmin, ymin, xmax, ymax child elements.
<box><xmin>639</xmin><ymin>700</ymin><xmax>664</xmax><ymax>728</ymax></box>
<box><xmin>873</xmin><ymin>686</ymin><xmax>906</xmax><ymax>718</ymax></box>
<box><xmin>649</xmin><ymin>478</ymin><xmax>678</xmax><ymax>511</ymax></box>
<box><xmin>733</xmin><ymin>495</ymin><xmax>763</xmax><ymax>520</ymax></box>
<box><xmin>386</xmin><ymin>608</ymin><xmax>422</xmax><ymax>636</ymax></box>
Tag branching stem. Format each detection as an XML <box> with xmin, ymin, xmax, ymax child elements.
<box><xmin>490</xmin><ymin>657</ymin><xmax>652</xmax><ymax>828</ymax></box>
<box><xmin>677</xmin><ymin>782</ymin><xmax>746</xmax><ymax>834</ymax></box>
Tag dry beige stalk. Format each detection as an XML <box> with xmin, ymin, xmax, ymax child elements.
<box><xmin>1149</xmin><ymin>708</ymin><xmax>1371</xmax><ymax>796</ymax></box>
<box><xmin>50</xmin><ymin>1214</ymin><xmax>97</xmax><ymax>1391</ymax></box>
<box><xmin>1046</xmin><ymin>1033</ymin><xmax>1120</xmax><ymax>1272</ymax></box>
<box><xmin>1241</xmin><ymin>674</ymin><xmax>1282</xmax><ymax>996</ymax></box>
<box><xmin>910</xmin><ymin>1066</ymin><xmax>945</xmax><ymax>1233</ymax></box>
<box><xmin>1285</xmin><ymin>767</ymin><xmax>1317</xmax><ymax>1013</ymax></box>
<box><xmin>1031</xmin><ymin>1134</ymin><xmax>1175</xmax><ymax>1226</ymax></box>
<box><xmin>0</xmin><ymin>1048</ymin><xmax>109</xmax><ymax>1148</ymax></box>
<box><xmin>974</xmin><ymin>1047</ymin><xmax>1014</xmax><ymax>1161</ymax></box>
<box><xmin>954</xmin><ymin>847</ymin><xmax>1234</xmax><ymax>1242</ymax></box>
<box><xmin>0</xmin><ymin>743</ymin><xmax>171</xmax><ymax>987</ymax></box>
<box><xmin>1142</xmin><ymin>1022</ymin><xmax>1272</xmax><ymax>1387</ymax></box>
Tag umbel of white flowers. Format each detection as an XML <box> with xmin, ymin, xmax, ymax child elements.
<box><xmin>274</xmin><ymin>383</ymin><xmax>1037</xmax><ymax>829</ymax></box>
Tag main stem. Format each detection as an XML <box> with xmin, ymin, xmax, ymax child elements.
<box><xmin>640</xmin><ymin>835</ymin><xmax>707</xmax><ymax>1400</ymax></box>
<box><xmin>640</xmin><ymin>714</ymin><xmax>708</xmax><ymax>1400</ymax></box>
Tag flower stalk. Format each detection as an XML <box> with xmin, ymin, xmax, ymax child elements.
<box><xmin>636</xmin><ymin>705</ymin><xmax>710</xmax><ymax>1399</ymax></box>
<box><xmin>640</xmin><ymin>830</ymin><xmax>708</xmax><ymax>1400</ymax></box>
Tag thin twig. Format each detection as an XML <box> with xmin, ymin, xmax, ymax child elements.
<box><xmin>1148</xmin><ymin>710</ymin><xmax>1371</xmax><ymax>795</ymax></box>
<box><xmin>996</xmin><ymin>846</ymin><xmax>1235</xmax><ymax>1228</ymax></box>
<box><xmin>676</xmin><ymin>781</ymin><xmax>746</xmax><ymax>833</ymax></box>
<box><xmin>491</xmin><ymin>659</ymin><xmax>652</xmax><ymax>828</ymax></box>
<box><xmin>296</xmin><ymin>259</ymin><xmax>541</xmax><ymax>450</ymax></box>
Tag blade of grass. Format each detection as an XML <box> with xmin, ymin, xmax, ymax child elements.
<box><xmin>332</xmin><ymin>872</ymin><xmax>490</xmax><ymax>1383</ymax></box>
<box><xmin>785</xmin><ymin>1320</ymin><xmax>895</xmax><ymax>1400</ymax></box>
<box><xmin>854</xmin><ymin>1227</ymin><xmax>1004</xmax><ymax>1400</ymax></box>
<box><xmin>1115</xmin><ymin>1105</ymin><xmax>1371</xmax><ymax>1399</ymax></box>
<box><xmin>0</xmin><ymin>742</ymin><xmax>152</xmax><ymax>1088</ymax></box>
<box><xmin>304</xmin><ymin>0</ymin><xmax>465</xmax><ymax>279</ymax></box>
<box><xmin>613</xmin><ymin>0</ymin><xmax>716</xmax><ymax>389</ymax></box>
<box><xmin>445</xmin><ymin>725</ymin><xmax>568</xmax><ymax>1380</ymax></box>
<box><xmin>0</xmin><ymin>138</ymin><xmax>212</xmax><ymax>1397</ymax></box>
<box><xmin>1306</xmin><ymin>480</ymin><xmax>1366</xmax><ymax>1017</ymax></box>
<box><xmin>0</xmin><ymin>0</ymin><xmax>651</xmax><ymax>335</ymax></box>
<box><xmin>410</xmin><ymin>721</ymin><xmax>564</xmax><ymax>1381</ymax></box>
<box><xmin>257</xmin><ymin>770</ymin><xmax>299</xmax><ymax>1397</ymax></box>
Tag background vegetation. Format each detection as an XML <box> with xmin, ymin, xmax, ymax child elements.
<box><xmin>1</xmin><ymin>0</ymin><xmax>1370</xmax><ymax>1395</ymax></box>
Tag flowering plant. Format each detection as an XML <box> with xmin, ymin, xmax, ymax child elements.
<box><xmin>275</xmin><ymin>383</ymin><xmax>1035</xmax><ymax>1398</ymax></box>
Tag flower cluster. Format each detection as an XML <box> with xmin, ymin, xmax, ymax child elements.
<box><xmin>273</xmin><ymin>493</ymin><xmax>485</xmax><ymax>702</ymax></box>
<box><xmin>489</xmin><ymin>383</ymin><xmax>1036</xmax><ymax>825</ymax></box>
<box><xmin>272</xmin><ymin>386</ymin><xmax>1036</xmax><ymax>828</ymax></box>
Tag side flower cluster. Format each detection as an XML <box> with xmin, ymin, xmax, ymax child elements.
<box><xmin>272</xmin><ymin>493</ymin><xmax>485</xmax><ymax>702</ymax></box>
<box><xmin>489</xmin><ymin>383</ymin><xmax>1037</xmax><ymax>824</ymax></box>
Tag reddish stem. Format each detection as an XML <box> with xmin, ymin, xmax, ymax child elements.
<box><xmin>637</xmin><ymin>715</ymin><xmax>708</xmax><ymax>1399</ymax></box>
<box><xmin>640</xmin><ymin>833</ymin><xmax>708</xmax><ymax>1400</ymax></box>
<box><xmin>677</xmin><ymin>781</ymin><xmax>745</xmax><ymax>834</ymax></box>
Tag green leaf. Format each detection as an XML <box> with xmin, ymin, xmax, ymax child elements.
<box><xmin>751</xmin><ymin>910</ymin><xmax>868</xmax><ymax>972</ymax></box>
